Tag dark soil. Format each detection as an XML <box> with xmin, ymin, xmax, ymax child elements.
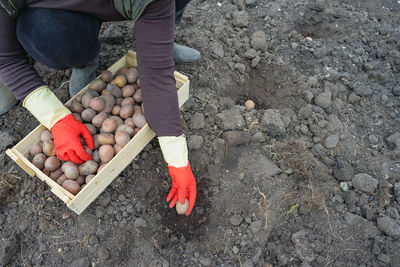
<box><xmin>1</xmin><ymin>0</ymin><xmax>400</xmax><ymax>266</ymax></box>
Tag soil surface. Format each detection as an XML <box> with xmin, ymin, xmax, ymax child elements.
<box><xmin>1</xmin><ymin>0</ymin><xmax>400</xmax><ymax>266</ymax></box>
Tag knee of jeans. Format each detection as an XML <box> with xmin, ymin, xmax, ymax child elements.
<box><xmin>16</xmin><ymin>8</ymin><xmax>100</xmax><ymax>70</ymax></box>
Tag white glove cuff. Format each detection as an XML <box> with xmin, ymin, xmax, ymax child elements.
<box><xmin>158</xmin><ymin>134</ymin><xmax>188</xmax><ymax>168</ymax></box>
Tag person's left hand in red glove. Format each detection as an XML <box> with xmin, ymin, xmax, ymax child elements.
<box><xmin>159</xmin><ymin>135</ymin><xmax>197</xmax><ymax>216</ymax></box>
<box><xmin>23</xmin><ymin>86</ymin><xmax>94</xmax><ymax>164</ymax></box>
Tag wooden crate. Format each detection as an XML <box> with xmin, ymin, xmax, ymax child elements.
<box><xmin>6</xmin><ymin>50</ymin><xmax>190</xmax><ymax>215</ymax></box>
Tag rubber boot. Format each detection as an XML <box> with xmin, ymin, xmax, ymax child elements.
<box><xmin>173</xmin><ymin>43</ymin><xmax>201</xmax><ymax>64</ymax></box>
<box><xmin>69</xmin><ymin>55</ymin><xmax>99</xmax><ymax>97</ymax></box>
<box><xmin>0</xmin><ymin>81</ymin><xmax>19</xmax><ymax>116</ymax></box>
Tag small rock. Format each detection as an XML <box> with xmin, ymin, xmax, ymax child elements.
<box><xmin>0</xmin><ymin>131</ymin><xmax>16</xmax><ymax>151</ymax></box>
<box><xmin>323</xmin><ymin>135</ymin><xmax>339</xmax><ymax>148</ymax></box>
<box><xmin>205</xmin><ymin>103</ymin><xmax>218</xmax><ymax>114</ymax></box>
<box><xmin>249</xmin><ymin>220</ymin><xmax>262</xmax><ymax>233</ymax></box>
<box><xmin>234</xmin><ymin>63</ymin><xmax>246</xmax><ymax>74</ymax></box>
<box><xmin>298</xmin><ymin>104</ymin><xmax>313</xmax><ymax>120</ymax></box>
<box><xmin>189</xmin><ymin>113</ymin><xmax>205</xmax><ymax>129</ymax></box>
<box><xmin>368</xmin><ymin>134</ymin><xmax>379</xmax><ymax>144</ymax></box>
<box><xmin>210</xmin><ymin>42</ymin><xmax>224</xmax><ymax>58</ymax></box>
<box><xmin>352</xmin><ymin>173</ymin><xmax>379</xmax><ymax>193</ymax></box>
<box><xmin>344</xmin><ymin>212</ymin><xmax>379</xmax><ymax>239</ymax></box>
<box><xmin>314</xmin><ymin>92</ymin><xmax>332</xmax><ymax>109</ymax></box>
<box><xmin>386</xmin><ymin>132</ymin><xmax>400</xmax><ymax>149</ymax></box>
<box><xmin>69</xmin><ymin>257</ymin><xmax>91</xmax><ymax>267</ymax></box>
<box><xmin>232</xmin><ymin>11</ymin><xmax>249</xmax><ymax>28</ymax></box>
<box><xmin>343</xmin><ymin>190</ymin><xmax>357</xmax><ymax>205</ymax></box>
<box><xmin>216</xmin><ymin>107</ymin><xmax>245</xmax><ymax>130</ymax></box>
<box><xmin>378</xmin><ymin>254</ymin><xmax>391</xmax><ymax>264</ymax></box>
<box><xmin>261</xmin><ymin>109</ymin><xmax>286</xmax><ymax>137</ymax></box>
<box><xmin>223</xmin><ymin>131</ymin><xmax>251</xmax><ymax>146</ymax></box>
<box><xmin>134</xmin><ymin>217</ymin><xmax>147</xmax><ymax>228</ymax></box>
<box><xmin>333</xmin><ymin>159</ymin><xmax>354</xmax><ymax>181</ymax></box>
<box><xmin>377</xmin><ymin>216</ymin><xmax>400</xmax><ymax>238</ymax></box>
<box><xmin>95</xmin><ymin>206</ymin><xmax>105</xmax><ymax>218</ymax></box>
<box><xmin>0</xmin><ymin>237</ymin><xmax>19</xmax><ymax>266</ymax></box>
<box><xmin>187</xmin><ymin>135</ymin><xmax>204</xmax><ymax>150</ymax></box>
<box><xmin>229</xmin><ymin>214</ymin><xmax>243</xmax><ymax>226</ymax></box>
<box><xmin>251</xmin><ymin>55</ymin><xmax>261</xmax><ymax>68</ymax></box>
<box><xmin>102</xmin><ymin>24</ymin><xmax>123</xmax><ymax>44</ymax></box>
<box><xmin>251</xmin><ymin>31</ymin><xmax>267</xmax><ymax>51</ymax></box>
<box><xmin>243</xmin><ymin>48</ymin><xmax>258</xmax><ymax>59</ymax></box>
<box><xmin>392</xmin><ymin>85</ymin><xmax>400</xmax><ymax>96</ymax></box>
<box><xmin>340</xmin><ymin>182</ymin><xmax>349</xmax><ymax>191</ymax></box>
<box><xmin>232</xmin><ymin>246</ymin><xmax>239</xmax><ymax>254</ymax></box>
<box><xmin>291</xmin><ymin>230</ymin><xmax>315</xmax><ymax>263</ymax></box>
<box><xmin>251</xmin><ymin>132</ymin><xmax>265</xmax><ymax>143</ymax></box>
<box><xmin>245</xmin><ymin>0</ymin><xmax>256</xmax><ymax>7</ymax></box>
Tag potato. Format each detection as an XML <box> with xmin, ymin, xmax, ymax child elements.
<box><xmin>112</xmin><ymin>75</ymin><xmax>127</xmax><ymax>88</ymax></box>
<box><xmin>99</xmin><ymin>145</ymin><xmax>114</xmax><ymax>162</ymax></box>
<box><xmin>124</xmin><ymin>118</ymin><xmax>135</xmax><ymax>128</ymax></box>
<box><xmin>62</xmin><ymin>161</ymin><xmax>77</xmax><ymax>172</ymax></box>
<box><xmin>109</xmin><ymin>116</ymin><xmax>123</xmax><ymax>126</ymax></box>
<box><xmin>44</xmin><ymin>156</ymin><xmax>61</xmax><ymax>171</ymax></box>
<box><xmin>92</xmin><ymin>112</ymin><xmax>108</xmax><ymax>127</ymax></box>
<box><xmin>103</xmin><ymin>84</ymin><xmax>122</xmax><ymax>98</ymax></box>
<box><xmin>81</xmin><ymin>108</ymin><xmax>96</xmax><ymax>122</ymax></box>
<box><xmin>115</xmin><ymin>97</ymin><xmax>123</xmax><ymax>105</ymax></box>
<box><xmin>101</xmin><ymin>118</ymin><xmax>117</xmax><ymax>133</ymax></box>
<box><xmin>76</xmin><ymin>176</ymin><xmax>85</xmax><ymax>185</ymax></box>
<box><xmin>32</xmin><ymin>153</ymin><xmax>47</xmax><ymax>169</ymax></box>
<box><xmin>49</xmin><ymin>167</ymin><xmax>63</xmax><ymax>181</ymax></box>
<box><xmin>133</xmin><ymin>105</ymin><xmax>143</xmax><ymax>114</ymax></box>
<box><xmin>84</xmin><ymin>123</ymin><xmax>97</xmax><ymax>136</ymax></box>
<box><xmin>62</xmin><ymin>180</ymin><xmax>81</xmax><ymax>195</ymax></box>
<box><xmin>64</xmin><ymin>164</ymin><xmax>79</xmax><ymax>179</ymax></box>
<box><xmin>81</xmin><ymin>94</ymin><xmax>94</xmax><ymax>109</ymax></box>
<box><xmin>120</xmin><ymin>105</ymin><xmax>134</xmax><ymax>119</ymax></box>
<box><xmin>114</xmin><ymin>144</ymin><xmax>123</xmax><ymax>154</ymax></box>
<box><xmin>70</xmin><ymin>100</ymin><xmax>84</xmax><ymax>113</ymax></box>
<box><xmin>89</xmin><ymin>97</ymin><xmax>106</xmax><ymax>112</ymax></box>
<box><xmin>92</xmin><ymin>150</ymin><xmax>100</xmax><ymax>162</ymax></box>
<box><xmin>85</xmin><ymin>174</ymin><xmax>95</xmax><ymax>184</ymax></box>
<box><xmin>97</xmin><ymin>163</ymin><xmax>107</xmax><ymax>173</ymax></box>
<box><xmin>30</xmin><ymin>143</ymin><xmax>43</xmax><ymax>156</ymax></box>
<box><xmin>115</xmin><ymin>131</ymin><xmax>130</xmax><ymax>147</ymax></box>
<box><xmin>116</xmin><ymin>67</ymin><xmax>128</xmax><ymax>75</ymax></box>
<box><xmin>121</xmin><ymin>97</ymin><xmax>134</xmax><ymax>106</ymax></box>
<box><xmin>122</xmin><ymin>84</ymin><xmax>136</xmax><ymax>97</ymax></box>
<box><xmin>42</xmin><ymin>168</ymin><xmax>51</xmax><ymax>176</ymax></box>
<box><xmin>100</xmin><ymin>95</ymin><xmax>115</xmax><ymax>114</ymax></box>
<box><xmin>244</xmin><ymin>100</ymin><xmax>255</xmax><ymax>111</ymax></box>
<box><xmin>133</xmin><ymin>128</ymin><xmax>141</xmax><ymax>135</ymax></box>
<box><xmin>84</xmin><ymin>145</ymin><xmax>93</xmax><ymax>155</ymax></box>
<box><xmin>79</xmin><ymin>160</ymin><xmax>98</xmax><ymax>176</ymax></box>
<box><xmin>96</xmin><ymin>133</ymin><xmax>115</xmax><ymax>145</ymax></box>
<box><xmin>57</xmin><ymin>174</ymin><xmax>68</xmax><ymax>185</ymax></box>
<box><xmin>126</xmin><ymin>68</ymin><xmax>138</xmax><ymax>83</ymax></box>
<box><xmin>43</xmin><ymin>140</ymin><xmax>56</xmax><ymax>156</ymax></box>
<box><xmin>74</xmin><ymin>93</ymin><xmax>83</xmax><ymax>102</ymax></box>
<box><xmin>111</xmin><ymin>105</ymin><xmax>121</xmax><ymax>116</ymax></box>
<box><xmin>116</xmin><ymin>124</ymin><xmax>134</xmax><ymax>137</ymax></box>
<box><xmin>133</xmin><ymin>89</ymin><xmax>142</xmax><ymax>103</ymax></box>
<box><xmin>100</xmin><ymin>70</ymin><xmax>113</xmax><ymax>83</ymax></box>
<box><xmin>40</xmin><ymin>130</ymin><xmax>53</xmax><ymax>142</ymax></box>
<box><xmin>136</xmin><ymin>79</ymin><xmax>140</xmax><ymax>87</ymax></box>
<box><xmin>176</xmin><ymin>199</ymin><xmax>189</xmax><ymax>215</ymax></box>
<box><xmin>72</xmin><ymin>113</ymin><xmax>83</xmax><ymax>123</ymax></box>
<box><xmin>133</xmin><ymin>113</ymin><xmax>147</xmax><ymax>128</ymax></box>
<box><xmin>89</xmin><ymin>78</ymin><xmax>106</xmax><ymax>92</ymax></box>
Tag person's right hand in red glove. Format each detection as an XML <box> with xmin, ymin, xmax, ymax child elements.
<box><xmin>23</xmin><ymin>86</ymin><xmax>93</xmax><ymax>164</ymax></box>
<box><xmin>158</xmin><ymin>135</ymin><xmax>197</xmax><ymax>216</ymax></box>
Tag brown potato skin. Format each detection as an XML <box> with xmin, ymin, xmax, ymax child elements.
<box><xmin>100</xmin><ymin>95</ymin><xmax>115</xmax><ymax>114</ymax></box>
<box><xmin>111</xmin><ymin>105</ymin><xmax>121</xmax><ymax>116</ymax></box>
<box><xmin>81</xmin><ymin>108</ymin><xmax>96</xmax><ymax>122</ymax></box>
<box><xmin>30</xmin><ymin>143</ymin><xmax>43</xmax><ymax>156</ymax></box>
<box><xmin>116</xmin><ymin>124</ymin><xmax>134</xmax><ymax>137</ymax></box>
<box><xmin>40</xmin><ymin>130</ymin><xmax>53</xmax><ymax>142</ymax></box>
<box><xmin>133</xmin><ymin>105</ymin><xmax>143</xmax><ymax>114</ymax></box>
<box><xmin>79</xmin><ymin>160</ymin><xmax>98</xmax><ymax>176</ymax></box>
<box><xmin>89</xmin><ymin>97</ymin><xmax>106</xmax><ymax>112</ymax></box>
<box><xmin>112</xmin><ymin>75</ymin><xmax>127</xmax><ymax>88</ymax></box>
<box><xmin>121</xmin><ymin>97</ymin><xmax>134</xmax><ymax>106</ymax></box>
<box><xmin>92</xmin><ymin>112</ymin><xmax>108</xmax><ymax>128</ymax></box>
<box><xmin>44</xmin><ymin>156</ymin><xmax>61</xmax><ymax>171</ymax></box>
<box><xmin>97</xmin><ymin>163</ymin><xmax>107</xmax><ymax>173</ymax></box>
<box><xmin>82</xmin><ymin>93</ymin><xmax>95</xmax><ymax>108</ymax></box>
<box><xmin>61</xmin><ymin>161</ymin><xmax>76</xmax><ymax>172</ymax></box>
<box><xmin>133</xmin><ymin>89</ymin><xmax>142</xmax><ymax>103</ymax></box>
<box><xmin>49</xmin><ymin>167</ymin><xmax>63</xmax><ymax>181</ymax></box>
<box><xmin>43</xmin><ymin>140</ymin><xmax>56</xmax><ymax>157</ymax></box>
<box><xmin>99</xmin><ymin>145</ymin><xmax>114</xmax><ymax>163</ymax></box>
<box><xmin>76</xmin><ymin>176</ymin><xmax>85</xmax><ymax>185</ymax></box>
<box><xmin>122</xmin><ymin>84</ymin><xmax>136</xmax><ymax>97</ymax></box>
<box><xmin>32</xmin><ymin>153</ymin><xmax>47</xmax><ymax>169</ymax></box>
<box><xmin>84</xmin><ymin>123</ymin><xmax>97</xmax><ymax>136</ymax></box>
<box><xmin>62</xmin><ymin>180</ymin><xmax>81</xmax><ymax>195</ymax></box>
<box><xmin>100</xmin><ymin>70</ymin><xmax>113</xmax><ymax>83</ymax></box>
<box><xmin>124</xmin><ymin>118</ymin><xmax>135</xmax><ymax>128</ymax></box>
<box><xmin>114</xmin><ymin>144</ymin><xmax>123</xmax><ymax>154</ymax></box>
<box><xmin>70</xmin><ymin>101</ymin><xmax>84</xmax><ymax>113</ymax></box>
<box><xmin>89</xmin><ymin>79</ymin><xmax>106</xmax><ymax>92</ymax></box>
<box><xmin>101</xmin><ymin>118</ymin><xmax>117</xmax><ymax>133</ymax></box>
<box><xmin>96</xmin><ymin>133</ymin><xmax>115</xmax><ymax>145</ymax></box>
<box><xmin>85</xmin><ymin>174</ymin><xmax>96</xmax><ymax>184</ymax></box>
<box><xmin>109</xmin><ymin>116</ymin><xmax>123</xmax><ymax>126</ymax></box>
<box><xmin>103</xmin><ymin>84</ymin><xmax>122</xmax><ymax>98</ymax></box>
<box><xmin>64</xmin><ymin>165</ymin><xmax>79</xmax><ymax>179</ymax></box>
<box><xmin>57</xmin><ymin>174</ymin><xmax>68</xmax><ymax>185</ymax></box>
<box><xmin>120</xmin><ymin>105</ymin><xmax>134</xmax><ymax>119</ymax></box>
<box><xmin>115</xmin><ymin>131</ymin><xmax>130</xmax><ymax>147</ymax></box>
<box><xmin>72</xmin><ymin>113</ymin><xmax>83</xmax><ymax>123</ymax></box>
<box><xmin>132</xmin><ymin>113</ymin><xmax>147</xmax><ymax>128</ymax></box>
<box><xmin>126</xmin><ymin>68</ymin><xmax>138</xmax><ymax>83</ymax></box>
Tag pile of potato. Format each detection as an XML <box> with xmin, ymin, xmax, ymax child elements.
<box><xmin>29</xmin><ymin>67</ymin><xmax>146</xmax><ymax>195</ymax></box>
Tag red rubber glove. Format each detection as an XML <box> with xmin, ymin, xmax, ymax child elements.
<box><xmin>51</xmin><ymin>114</ymin><xmax>94</xmax><ymax>164</ymax></box>
<box><xmin>166</xmin><ymin>162</ymin><xmax>197</xmax><ymax>216</ymax></box>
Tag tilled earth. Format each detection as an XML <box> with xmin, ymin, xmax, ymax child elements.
<box><xmin>1</xmin><ymin>0</ymin><xmax>400</xmax><ymax>266</ymax></box>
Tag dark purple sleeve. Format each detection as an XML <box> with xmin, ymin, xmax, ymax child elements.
<box><xmin>134</xmin><ymin>0</ymin><xmax>182</xmax><ymax>137</ymax></box>
<box><xmin>0</xmin><ymin>8</ymin><xmax>45</xmax><ymax>100</ymax></box>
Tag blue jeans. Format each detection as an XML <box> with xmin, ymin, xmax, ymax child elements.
<box><xmin>16</xmin><ymin>1</ymin><xmax>192</xmax><ymax>70</ymax></box>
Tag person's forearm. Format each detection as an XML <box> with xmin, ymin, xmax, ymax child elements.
<box><xmin>134</xmin><ymin>0</ymin><xmax>182</xmax><ymax>137</ymax></box>
<box><xmin>0</xmin><ymin>8</ymin><xmax>45</xmax><ymax>100</ymax></box>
